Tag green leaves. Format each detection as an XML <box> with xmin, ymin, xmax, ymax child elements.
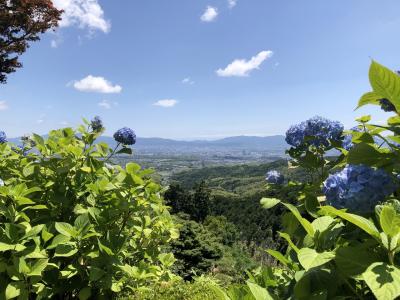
<box><xmin>357</xmin><ymin>91</ymin><xmax>381</xmax><ymax>109</ymax></box>
<box><xmin>321</xmin><ymin>206</ymin><xmax>381</xmax><ymax>239</ymax></box>
<box><xmin>54</xmin><ymin>243</ymin><xmax>78</xmax><ymax>257</ymax></box>
<box><xmin>362</xmin><ymin>263</ymin><xmax>400</xmax><ymax>300</ymax></box>
<box><xmin>55</xmin><ymin>222</ymin><xmax>78</xmax><ymax>238</ymax></box>
<box><xmin>260</xmin><ymin>198</ymin><xmax>281</xmax><ymax>209</ymax></box>
<box><xmin>297</xmin><ymin>248</ymin><xmax>335</xmax><ymax>271</ymax></box>
<box><xmin>335</xmin><ymin>245</ymin><xmax>379</xmax><ymax>277</ymax></box>
<box><xmin>0</xmin><ymin>120</ymin><xmax>177</xmax><ymax>298</ymax></box>
<box><xmin>379</xmin><ymin>206</ymin><xmax>400</xmax><ymax>237</ymax></box>
<box><xmin>369</xmin><ymin>60</ymin><xmax>400</xmax><ymax>111</ymax></box>
<box><xmin>246</xmin><ymin>281</ymin><xmax>274</xmax><ymax>300</ymax></box>
<box><xmin>28</xmin><ymin>259</ymin><xmax>49</xmax><ymax>276</ymax></box>
<box><xmin>5</xmin><ymin>282</ymin><xmax>23</xmax><ymax>300</ymax></box>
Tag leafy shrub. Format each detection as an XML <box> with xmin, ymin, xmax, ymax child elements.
<box><xmin>212</xmin><ymin>61</ymin><xmax>400</xmax><ymax>300</ymax></box>
<box><xmin>130</xmin><ymin>276</ymin><xmax>222</xmax><ymax>300</ymax></box>
<box><xmin>0</xmin><ymin>119</ymin><xmax>177</xmax><ymax>299</ymax></box>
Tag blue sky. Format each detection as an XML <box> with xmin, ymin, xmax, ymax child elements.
<box><xmin>1</xmin><ymin>0</ymin><xmax>400</xmax><ymax>139</ymax></box>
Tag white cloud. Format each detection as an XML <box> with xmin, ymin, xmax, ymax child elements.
<box><xmin>37</xmin><ymin>119</ymin><xmax>44</xmax><ymax>124</ymax></box>
<box><xmin>201</xmin><ymin>6</ymin><xmax>218</xmax><ymax>22</ymax></box>
<box><xmin>182</xmin><ymin>77</ymin><xmax>194</xmax><ymax>85</ymax></box>
<box><xmin>228</xmin><ymin>0</ymin><xmax>237</xmax><ymax>8</ymax></box>
<box><xmin>216</xmin><ymin>50</ymin><xmax>273</xmax><ymax>77</ymax></box>
<box><xmin>73</xmin><ymin>75</ymin><xmax>122</xmax><ymax>93</ymax></box>
<box><xmin>153</xmin><ymin>99</ymin><xmax>178</xmax><ymax>108</ymax></box>
<box><xmin>52</xmin><ymin>0</ymin><xmax>111</xmax><ymax>33</ymax></box>
<box><xmin>0</xmin><ymin>101</ymin><xmax>8</xmax><ymax>111</ymax></box>
<box><xmin>98</xmin><ymin>99</ymin><xmax>118</xmax><ymax>109</ymax></box>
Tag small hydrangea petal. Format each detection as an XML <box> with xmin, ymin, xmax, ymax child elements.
<box><xmin>265</xmin><ymin>170</ymin><xmax>284</xmax><ymax>185</ymax></box>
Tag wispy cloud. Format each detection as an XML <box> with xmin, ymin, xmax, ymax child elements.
<box><xmin>73</xmin><ymin>75</ymin><xmax>122</xmax><ymax>93</ymax></box>
<box><xmin>0</xmin><ymin>101</ymin><xmax>8</xmax><ymax>111</ymax></box>
<box><xmin>201</xmin><ymin>6</ymin><xmax>218</xmax><ymax>22</ymax></box>
<box><xmin>216</xmin><ymin>50</ymin><xmax>273</xmax><ymax>77</ymax></box>
<box><xmin>52</xmin><ymin>0</ymin><xmax>111</xmax><ymax>33</ymax></box>
<box><xmin>98</xmin><ymin>99</ymin><xmax>118</xmax><ymax>109</ymax></box>
<box><xmin>153</xmin><ymin>99</ymin><xmax>178</xmax><ymax>108</ymax></box>
<box><xmin>228</xmin><ymin>0</ymin><xmax>237</xmax><ymax>8</ymax></box>
<box><xmin>182</xmin><ymin>77</ymin><xmax>194</xmax><ymax>85</ymax></box>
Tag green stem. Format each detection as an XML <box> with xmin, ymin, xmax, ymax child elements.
<box><xmin>389</xmin><ymin>251</ymin><xmax>395</xmax><ymax>265</ymax></box>
<box><xmin>104</xmin><ymin>142</ymin><xmax>120</xmax><ymax>163</ymax></box>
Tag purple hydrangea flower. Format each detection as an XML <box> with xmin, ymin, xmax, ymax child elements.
<box><xmin>0</xmin><ymin>131</ymin><xmax>6</xmax><ymax>143</ymax></box>
<box><xmin>379</xmin><ymin>99</ymin><xmax>397</xmax><ymax>113</ymax></box>
<box><xmin>265</xmin><ymin>170</ymin><xmax>284</xmax><ymax>185</ymax></box>
<box><xmin>113</xmin><ymin>127</ymin><xmax>136</xmax><ymax>145</ymax></box>
<box><xmin>286</xmin><ymin>116</ymin><xmax>344</xmax><ymax>148</ymax></box>
<box><xmin>91</xmin><ymin>116</ymin><xmax>103</xmax><ymax>132</ymax></box>
<box><xmin>323</xmin><ymin>165</ymin><xmax>396</xmax><ymax>213</ymax></box>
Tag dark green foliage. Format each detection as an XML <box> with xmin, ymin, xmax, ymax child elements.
<box><xmin>170</xmin><ymin>215</ymin><xmax>223</xmax><ymax>280</ymax></box>
<box><xmin>203</xmin><ymin>216</ymin><xmax>239</xmax><ymax>246</ymax></box>
<box><xmin>165</xmin><ymin>182</ymin><xmax>211</xmax><ymax>222</ymax></box>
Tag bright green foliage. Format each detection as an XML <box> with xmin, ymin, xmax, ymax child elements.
<box><xmin>130</xmin><ymin>276</ymin><xmax>223</xmax><ymax>300</ymax></box>
<box><xmin>0</xmin><ymin>121</ymin><xmax>177</xmax><ymax>299</ymax></box>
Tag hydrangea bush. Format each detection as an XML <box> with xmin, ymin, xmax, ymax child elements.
<box><xmin>212</xmin><ymin>61</ymin><xmax>400</xmax><ymax>300</ymax></box>
<box><xmin>0</xmin><ymin>117</ymin><xmax>177</xmax><ymax>299</ymax></box>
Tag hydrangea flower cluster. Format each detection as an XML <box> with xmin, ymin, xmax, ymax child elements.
<box><xmin>285</xmin><ymin>122</ymin><xmax>306</xmax><ymax>147</ymax></box>
<box><xmin>286</xmin><ymin>116</ymin><xmax>344</xmax><ymax>148</ymax></box>
<box><xmin>265</xmin><ymin>170</ymin><xmax>284</xmax><ymax>185</ymax></box>
<box><xmin>90</xmin><ymin>116</ymin><xmax>104</xmax><ymax>132</ymax></box>
<box><xmin>0</xmin><ymin>178</ymin><xmax>4</xmax><ymax>186</ymax></box>
<box><xmin>0</xmin><ymin>131</ymin><xmax>7</xmax><ymax>143</ymax></box>
<box><xmin>113</xmin><ymin>127</ymin><xmax>136</xmax><ymax>145</ymax></box>
<box><xmin>323</xmin><ymin>164</ymin><xmax>397</xmax><ymax>213</ymax></box>
<box><xmin>379</xmin><ymin>98</ymin><xmax>397</xmax><ymax>113</ymax></box>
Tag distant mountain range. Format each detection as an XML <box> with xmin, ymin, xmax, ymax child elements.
<box><xmin>9</xmin><ymin>135</ymin><xmax>288</xmax><ymax>155</ymax></box>
<box><xmin>99</xmin><ymin>135</ymin><xmax>288</xmax><ymax>154</ymax></box>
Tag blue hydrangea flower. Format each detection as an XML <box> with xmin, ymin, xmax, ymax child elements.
<box><xmin>265</xmin><ymin>170</ymin><xmax>284</xmax><ymax>185</ymax></box>
<box><xmin>285</xmin><ymin>122</ymin><xmax>306</xmax><ymax>147</ymax></box>
<box><xmin>113</xmin><ymin>127</ymin><xmax>136</xmax><ymax>145</ymax></box>
<box><xmin>286</xmin><ymin>116</ymin><xmax>343</xmax><ymax>148</ymax></box>
<box><xmin>91</xmin><ymin>116</ymin><xmax>103</xmax><ymax>132</ymax></box>
<box><xmin>379</xmin><ymin>99</ymin><xmax>397</xmax><ymax>113</ymax></box>
<box><xmin>323</xmin><ymin>165</ymin><xmax>397</xmax><ymax>213</ymax></box>
<box><xmin>0</xmin><ymin>131</ymin><xmax>6</xmax><ymax>143</ymax></box>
